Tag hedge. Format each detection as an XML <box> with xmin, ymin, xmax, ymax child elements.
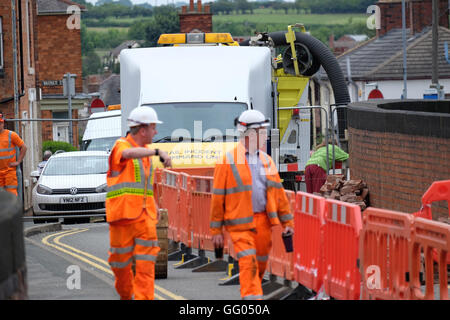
<box><xmin>42</xmin><ymin>141</ymin><xmax>77</xmax><ymax>157</ymax></box>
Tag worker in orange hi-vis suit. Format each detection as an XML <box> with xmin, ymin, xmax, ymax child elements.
<box><xmin>0</xmin><ymin>112</ymin><xmax>27</xmax><ymax>196</ymax></box>
<box><xmin>210</xmin><ymin>110</ymin><xmax>294</xmax><ymax>300</ymax></box>
<box><xmin>106</xmin><ymin>106</ymin><xmax>171</xmax><ymax>300</ymax></box>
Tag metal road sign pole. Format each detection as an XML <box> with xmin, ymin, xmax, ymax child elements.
<box><xmin>63</xmin><ymin>73</ymin><xmax>76</xmax><ymax>146</ymax></box>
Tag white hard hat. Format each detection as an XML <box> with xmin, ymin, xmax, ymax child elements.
<box><xmin>127</xmin><ymin>106</ymin><xmax>162</xmax><ymax>127</ymax></box>
<box><xmin>236</xmin><ymin>110</ymin><xmax>270</xmax><ymax>133</ymax></box>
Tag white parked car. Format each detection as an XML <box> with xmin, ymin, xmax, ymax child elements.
<box><xmin>31</xmin><ymin>151</ymin><xmax>109</xmax><ymax>223</ymax></box>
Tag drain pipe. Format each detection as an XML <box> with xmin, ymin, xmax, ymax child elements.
<box><xmin>11</xmin><ymin>0</ymin><xmax>20</xmax><ymax>131</ymax></box>
<box><xmin>346</xmin><ymin>57</ymin><xmax>359</xmax><ymax>103</ymax></box>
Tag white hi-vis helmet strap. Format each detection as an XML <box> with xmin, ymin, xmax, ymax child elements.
<box><xmin>127</xmin><ymin>106</ymin><xmax>163</xmax><ymax>127</ymax></box>
<box><xmin>236</xmin><ymin>110</ymin><xmax>270</xmax><ymax>133</ymax></box>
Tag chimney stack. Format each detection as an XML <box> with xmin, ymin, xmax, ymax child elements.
<box><xmin>376</xmin><ymin>0</ymin><xmax>448</xmax><ymax>37</ymax></box>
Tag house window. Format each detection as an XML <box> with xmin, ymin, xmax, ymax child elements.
<box><xmin>0</xmin><ymin>17</ymin><xmax>4</xmax><ymax>75</ymax></box>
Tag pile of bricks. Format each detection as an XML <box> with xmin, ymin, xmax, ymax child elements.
<box><xmin>317</xmin><ymin>175</ymin><xmax>369</xmax><ymax>211</ymax></box>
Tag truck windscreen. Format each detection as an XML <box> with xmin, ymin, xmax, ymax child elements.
<box><xmin>145</xmin><ymin>102</ymin><xmax>247</xmax><ymax>142</ymax></box>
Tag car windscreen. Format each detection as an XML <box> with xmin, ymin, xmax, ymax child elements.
<box><xmin>144</xmin><ymin>102</ymin><xmax>247</xmax><ymax>142</ymax></box>
<box><xmin>82</xmin><ymin>137</ymin><xmax>120</xmax><ymax>151</ymax></box>
<box><xmin>43</xmin><ymin>156</ymin><xmax>109</xmax><ymax>176</ymax></box>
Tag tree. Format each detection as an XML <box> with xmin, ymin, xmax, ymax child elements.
<box><xmin>128</xmin><ymin>20</ymin><xmax>148</xmax><ymax>40</ymax></box>
<box><xmin>82</xmin><ymin>51</ymin><xmax>102</xmax><ymax>76</ymax></box>
<box><xmin>235</xmin><ymin>0</ymin><xmax>252</xmax><ymax>14</ymax></box>
<box><xmin>144</xmin><ymin>6</ymin><xmax>180</xmax><ymax>47</ymax></box>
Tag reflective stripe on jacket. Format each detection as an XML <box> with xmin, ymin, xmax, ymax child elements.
<box><xmin>210</xmin><ymin>143</ymin><xmax>293</xmax><ymax>235</ymax></box>
<box><xmin>0</xmin><ymin>131</ymin><xmax>16</xmax><ymax>169</ymax></box>
<box><xmin>106</xmin><ymin>136</ymin><xmax>156</xmax><ymax>223</ymax></box>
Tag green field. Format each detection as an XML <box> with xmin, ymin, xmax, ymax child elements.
<box><xmin>87</xmin><ymin>26</ymin><xmax>130</xmax><ymax>33</ymax></box>
<box><xmin>213</xmin><ymin>11</ymin><xmax>366</xmax><ymax>27</ymax></box>
<box><xmin>84</xmin><ymin>9</ymin><xmax>366</xmax><ymax>30</ymax></box>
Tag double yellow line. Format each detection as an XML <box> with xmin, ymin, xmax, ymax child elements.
<box><xmin>42</xmin><ymin>228</ymin><xmax>186</xmax><ymax>300</ymax></box>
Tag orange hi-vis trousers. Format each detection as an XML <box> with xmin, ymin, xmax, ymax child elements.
<box><xmin>229</xmin><ymin>213</ymin><xmax>273</xmax><ymax>300</ymax></box>
<box><xmin>108</xmin><ymin>212</ymin><xmax>160</xmax><ymax>300</ymax></box>
<box><xmin>0</xmin><ymin>168</ymin><xmax>18</xmax><ymax>196</ymax></box>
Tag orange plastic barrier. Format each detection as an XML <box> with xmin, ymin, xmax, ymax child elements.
<box><xmin>178</xmin><ymin>172</ymin><xmax>193</xmax><ymax>248</ymax></box>
<box><xmin>359</xmin><ymin>207</ymin><xmax>414</xmax><ymax>300</ymax></box>
<box><xmin>413</xmin><ymin>180</ymin><xmax>450</xmax><ymax>265</ymax></box>
<box><xmin>413</xmin><ymin>180</ymin><xmax>450</xmax><ymax>220</ymax></box>
<box><xmin>153</xmin><ymin>168</ymin><xmax>163</xmax><ymax>208</ymax></box>
<box><xmin>410</xmin><ymin>217</ymin><xmax>450</xmax><ymax>300</ymax></box>
<box><xmin>156</xmin><ymin>167</ymin><xmax>216</xmax><ymax>250</ymax></box>
<box><xmin>158</xmin><ymin>169</ymin><xmax>182</xmax><ymax>242</ymax></box>
<box><xmin>322</xmin><ymin>199</ymin><xmax>362</xmax><ymax>300</ymax></box>
<box><xmin>293</xmin><ymin>191</ymin><xmax>325</xmax><ymax>292</ymax></box>
<box><xmin>267</xmin><ymin>190</ymin><xmax>296</xmax><ymax>281</ymax></box>
<box><xmin>190</xmin><ymin>174</ymin><xmax>215</xmax><ymax>251</ymax></box>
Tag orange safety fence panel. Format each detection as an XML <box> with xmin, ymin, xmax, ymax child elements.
<box><xmin>190</xmin><ymin>174</ymin><xmax>215</xmax><ymax>252</ymax></box>
<box><xmin>410</xmin><ymin>217</ymin><xmax>450</xmax><ymax>300</ymax></box>
<box><xmin>267</xmin><ymin>190</ymin><xmax>296</xmax><ymax>281</ymax></box>
<box><xmin>293</xmin><ymin>191</ymin><xmax>325</xmax><ymax>292</ymax></box>
<box><xmin>153</xmin><ymin>168</ymin><xmax>163</xmax><ymax>208</ymax></box>
<box><xmin>359</xmin><ymin>207</ymin><xmax>413</xmax><ymax>300</ymax></box>
<box><xmin>413</xmin><ymin>180</ymin><xmax>450</xmax><ymax>264</ymax></box>
<box><xmin>157</xmin><ymin>169</ymin><xmax>182</xmax><ymax>242</ymax></box>
<box><xmin>178</xmin><ymin>172</ymin><xmax>192</xmax><ymax>248</ymax></box>
<box><xmin>322</xmin><ymin>199</ymin><xmax>362</xmax><ymax>300</ymax></box>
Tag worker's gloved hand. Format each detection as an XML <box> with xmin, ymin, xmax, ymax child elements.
<box><xmin>283</xmin><ymin>226</ymin><xmax>294</xmax><ymax>236</ymax></box>
<box><xmin>159</xmin><ymin>150</ymin><xmax>172</xmax><ymax>168</ymax></box>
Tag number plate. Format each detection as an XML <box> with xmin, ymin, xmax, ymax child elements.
<box><xmin>60</xmin><ymin>197</ymin><xmax>88</xmax><ymax>204</ymax></box>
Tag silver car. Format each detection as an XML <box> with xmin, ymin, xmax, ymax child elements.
<box><xmin>31</xmin><ymin>151</ymin><xmax>109</xmax><ymax>223</ymax></box>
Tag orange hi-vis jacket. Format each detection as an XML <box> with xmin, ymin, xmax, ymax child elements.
<box><xmin>106</xmin><ymin>135</ymin><xmax>156</xmax><ymax>223</ymax></box>
<box><xmin>210</xmin><ymin>143</ymin><xmax>293</xmax><ymax>235</ymax></box>
<box><xmin>0</xmin><ymin>130</ymin><xmax>21</xmax><ymax>170</ymax></box>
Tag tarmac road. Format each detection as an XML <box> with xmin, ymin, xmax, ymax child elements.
<box><xmin>24</xmin><ymin>221</ymin><xmax>243</xmax><ymax>300</ymax></box>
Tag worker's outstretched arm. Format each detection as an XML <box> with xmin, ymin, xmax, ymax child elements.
<box><xmin>122</xmin><ymin>147</ymin><xmax>172</xmax><ymax>167</ymax></box>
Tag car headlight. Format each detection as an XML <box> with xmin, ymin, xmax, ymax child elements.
<box><xmin>37</xmin><ymin>184</ymin><xmax>52</xmax><ymax>195</ymax></box>
<box><xmin>96</xmin><ymin>183</ymin><xmax>108</xmax><ymax>193</ymax></box>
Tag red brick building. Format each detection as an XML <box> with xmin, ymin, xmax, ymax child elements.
<box><xmin>377</xmin><ymin>0</ymin><xmax>449</xmax><ymax>37</ymax></box>
<box><xmin>179</xmin><ymin>0</ymin><xmax>212</xmax><ymax>33</ymax></box>
<box><xmin>0</xmin><ymin>0</ymin><xmax>41</xmax><ymax>207</ymax></box>
<box><xmin>36</xmin><ymin>0</ymin><xmax>88</xmax><ymax>146</ymax></box>
<box><xmin>329</xmin><ymin>34</ymin><xmax>369</xmax><ymax>56</ymax></box>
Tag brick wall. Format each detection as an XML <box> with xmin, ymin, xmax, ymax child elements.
<box><xmin>179</xmin><ymin>0</ymin><xmax>212</xmax><ymax>33</ymax></box>
<box><xmin>1</xmin><ymin>0</ymin><xmax>39</xmax><ymax>113</ymax></box>
<box><xmin>0</xmin><ymin>1</ymin><xmax>40</xmax><ymax>211</ymax></box>
<box><xmin>36</xmin><ymin>14</ymin><xmax>82</xmax><ymax>95</ymax></box>
<box><xmin>41</xmin><ymin>110</ymin><xmax>52</xmax><ymax>141</ymax></box>
<box><xmin>0</xmin><ymin>2</ymin><xmax>14</xmax><ymax>100</ymax></box>
<box><xmin>348</xmin><ymin>101</ymin><xmax>450</xmax><ymax>219</ymax></box>
<box><xmin>377</xmin><ymin>0</ymin><xmax>449</xmax><ymax>37</ymax></box>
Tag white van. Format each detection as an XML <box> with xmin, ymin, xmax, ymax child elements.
<box><xmin>81</xmin><ymin>110</ymin><xmax>121</xmax><ymax>151</ymax></box>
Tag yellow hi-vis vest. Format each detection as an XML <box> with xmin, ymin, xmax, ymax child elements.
<box><xmin>106</xmin><ymin>136</ymin><xmax>156</xmax><ymax>223</ymax></box>
<box><xmin>210</xmin><ymin>143</ymin><xmax>293</xmax><ymax>235</ymax></box>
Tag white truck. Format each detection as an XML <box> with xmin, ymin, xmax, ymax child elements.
<box><xmin>119</xmin><ymin>28</ymin><xmax>349</xmax><ymax>190</ymax></box>
<box><xmin>81</xmin><ymin>109</ymin><xmax>121</xmax><ymax>152</ymax></box>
